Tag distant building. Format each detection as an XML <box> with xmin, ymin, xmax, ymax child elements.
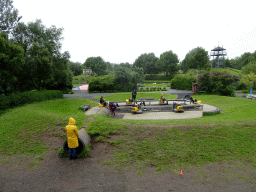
<box><xmin>210</xmin><ymin>46</ymin><xmax>227</xmax><ymax>68</ymax></box>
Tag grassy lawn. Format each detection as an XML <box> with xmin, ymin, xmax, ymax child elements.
<box><xmin>140</xmin><ymin>83</ymin><xmax>169</xmax><ymax>89</ymax></box>
<box><xmin>94</xmin><ymin>93</ymin><xmax>177</xmax><ymax>101</ymax></box>
<box><xmin>0</xmin><ymin>98</ymin><xmax>97</xmax><ymax>165</ymax></box>
<box><xmin>1</xmin><ymin>93</ymin><xmax>256</xmax><ymax>179</ymax></box>
<box><xmin>211</xmin><ymin>67</ymin><xmax>241</xmax><ymax>76</ymax></box>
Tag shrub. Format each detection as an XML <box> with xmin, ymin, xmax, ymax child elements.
<box><xmin>88</xmin><ymin>75</ymin><xmax>115</xmax><ymax>93</ymax></box>
<box><xmin>0</xmin><ymin>90</ymin><xmax>63</xmax><ymax>111</ymax></box>
<box><xmin>198</xmin><ymin>71</ymin><xmax>240</xmax><ymax>96</ymax></box>
<box><xmin>170</xmin><ymin>74</ymin><xmax>196</xmax><ymax>90</ymax></box>
<box><xmin>242</xmin><ymin>89</ymin><xmax>250</xmax><ymax>93</ymax></box>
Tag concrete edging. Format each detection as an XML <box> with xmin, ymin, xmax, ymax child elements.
<box><xmin>203</xmin><ymin>108</ymin><xmax>220</xmax><ymax>115</ymax></box>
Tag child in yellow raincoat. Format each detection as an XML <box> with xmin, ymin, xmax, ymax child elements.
<box><xmin>65</xmin><ymin>117</ymin><xmax>79</xmax><ymax>160</ymax></box>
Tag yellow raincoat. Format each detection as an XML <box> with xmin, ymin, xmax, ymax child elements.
<box><xmin>65</xmin><ymin>117</ymin><xmax>79</xmax><ymax>148</ymax></box>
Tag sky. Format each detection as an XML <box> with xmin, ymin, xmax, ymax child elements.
<box><xmin>13</xmin><ymin>0</ymin><xmax>256</xmax><ymax>64</ymax></box>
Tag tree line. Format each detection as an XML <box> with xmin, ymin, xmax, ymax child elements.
<box><xmin>1</xmin><ymin>1</ymin><xmax>256</xmax><ymax>96</ymax></box>
<box><xmin>0</xmin><ymin>0</ymin><xmax>73</xmax><ymax>95</ymax></box>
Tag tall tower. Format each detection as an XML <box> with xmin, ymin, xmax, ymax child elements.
<box><xmin>210</xmin><ymin>46</ymin><xmax>227</xmax><ymax>68</ymax></box>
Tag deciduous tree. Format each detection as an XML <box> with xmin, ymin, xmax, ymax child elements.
<box><xmin>181</xmin><ymin>47</ymin><xmax>210</xmax><ymax>73</ymax></box>
<box><xmin>158</xmin><ymin>50</ymin><xmax>179</xmax><ymax>77</ymax></box>
<box><xmin>0</xmin><ymin>0</ymin><xmax>22</xmax><ymax>38</ymax></box>
<box><xmin>0</xmin><ymin>33</ymin><xmax>24</xmax><ymax>95</ymax></box>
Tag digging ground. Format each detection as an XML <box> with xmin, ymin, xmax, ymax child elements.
<box><xmin>0</xmin><ymin>125</ymin><xmax>256</xmax><ymax>192</ymax></box>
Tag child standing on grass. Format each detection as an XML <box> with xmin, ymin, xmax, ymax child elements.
<box><xmin>65</xmin><ymin>117</ymin><xmax>79</xmax><ymax>160</ymax></box>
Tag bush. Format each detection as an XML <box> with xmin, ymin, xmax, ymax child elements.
<box><xmin>0</xmin><ymin>90</ymin><xmax>63</xmax><ymax>111</ymax></box>
<box><xmin>170</xmin><ymin>74</ymin><xmax>196</xmax><ymax>90</ymax></box>
<box><xmin>88</xmin><ymin>75</ymin><xmax>115</xmax><ymax>93</ymax></box>
<box><xmin>198</xmin><ymin>71</ymin><xmax>240</xmax><ymax>96</ymax></box>
<box><xmin>242</xmin><ymin>89</ymin><xmax>250</xmax><ymax>93</ymax></box>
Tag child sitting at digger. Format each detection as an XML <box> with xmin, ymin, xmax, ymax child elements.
<box><xmin>100</xmin><ymin>96</ymin><xmax>107</xmax><ymax>106</ymax></box>
<box><xmin>160</xmin><ymin>93</ymin><xmax>168</xmax><ymax>104</ymax></box>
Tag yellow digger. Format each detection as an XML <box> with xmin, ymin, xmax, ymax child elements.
<box><xmin>99</xmin><ymin>102</ymin><xmax>109</xmax><ymax>108</ymax></box>
<box><xmin>174</xmin><ymin>103</ymin><xmax>184</xmax><ymax>113</ymax></box>
<box><xmin>126</xmin><ymin>98</ymin><xmax>133</xmax><ymax>105</ymax></box>
<box><xmin>131</xmin><ymin>103</ymin><xmax>143</xmax><ymax>114</ymax></box>
<box><xmin>159</xmin><ymin>93</ymin><xmax>168</xmax><ymax>105</ymax></box>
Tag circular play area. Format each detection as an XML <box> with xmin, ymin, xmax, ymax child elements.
<box><xmin>84</xmin><ymin>96</ymin><xmax>220</xmax><ymax>120</ymax></box>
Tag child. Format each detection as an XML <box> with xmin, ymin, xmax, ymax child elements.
<box><xmin>65</xmin><ymin>117</ymin><xmax>79</xmax><ymax>160</ymax></box>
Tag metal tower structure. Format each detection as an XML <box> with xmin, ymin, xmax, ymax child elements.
<box><xmin>210</xmin><ymin>46</ymin><xmax>227</xmax><ymax>68</ymax></box>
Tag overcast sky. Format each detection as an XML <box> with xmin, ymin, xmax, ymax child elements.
<box><xmin>13</xmin><ymin>0</ymin><xmax>256</xmax><ymax>64</ymax></box>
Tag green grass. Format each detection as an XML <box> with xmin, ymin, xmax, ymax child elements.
<box><xmin>94</xmin><ymin>93</ymin><xmax>177</xmax><ymax>101</ymax></box>
<box><xmin>144</xmin><ymin>80</ymin><xmax>170</xmax><ymax>83</ymax></box>
<box><xmin>1</xmin><ymin>93</ymin><xmax>256</xmax><ymax>177</ymax></box>
<box><xmin>211</xmin><ymin>67</ymin><xmax>241</xmax><ymax>76</ymax></box>
<box><xmin>86</xmin><ymin>114</ymin><xmax>256</xmax><ymax>173</ymax></box>
<box><xmin>140</xmin><ymin>83</ymin><xmax>169</xmax><ymax>89</ymax></box>
<box><xmin>0</xmin><ymin>98</ymin><xmax>98</xmax><ymax>158</ymax></box>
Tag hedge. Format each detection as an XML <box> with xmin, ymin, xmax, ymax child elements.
<box><xmin>0</xmin><ymin>90</ymin><xmax>63</xmax><ymax>111</ymax></box>
<box><xmin>145</xmin><ymin>74</ymin><xmax>171</xmax><ymax>81</ymax></box>
<box><xmin>170</xmin><ymin>74</ymin><xmax>196</xmax><ymax>90</ymax></box>
<box><xmin>88</xmin><ymin>75</ymin><xmax>116</xmax><ymax>93</ymax></box>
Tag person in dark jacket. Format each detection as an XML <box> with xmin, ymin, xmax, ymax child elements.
<box><xmin>132</xmin><ymin>89</ymin><xmax>137</xmax><ymax>102</ymax></box>
<box><xmin>100</xmin><ymin>96</ymin><xmax>106</xmax><ymax>106</ymax></box>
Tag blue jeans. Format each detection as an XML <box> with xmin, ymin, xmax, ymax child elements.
<box><xmin>69</xmin><ymin>148</ymin><xmax>76</xmax><ymax>156</ymax></box>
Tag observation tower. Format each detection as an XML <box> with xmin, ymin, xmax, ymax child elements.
<box><xmin>210</xmin><ymin>46</ymin><xmax>227</xmax><ymax>68</ymax></box>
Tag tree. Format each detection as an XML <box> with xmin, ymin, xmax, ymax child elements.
<box><xmin>0</xmin><ymin>32</ymin><xmax>24</xmax><ymax>95</ymax></box>
<box><xmin>239</xmin><ymin>72</ymin><xmax>256</xmax><ymax>91</ymax></box>
<box><xmin>27</xmin><ymin>42</ymin><xmax>52</xmax><ymax>91</ymax></box>
<box><xmin>11</xmin><ymin>19</ymin><xmax>72</xmax><ymax>92</ymax></box>
<box><xmin>158</xmin><ymin>50</ymin><xmax>179</xmax><ymax>77</ymax></box>
<box><xmin>238</xmin><ymin>52</ymin><xmax>252</xmax><ymax>68</ymax></box>
<box><xmin>132</xmin><ymin>67</ymin><xmax>145</xmax><ymax>85</ymax></box>
<box><xmin>241</xmin><ymin>61</ymin><xmax>256</xmax><ymax>75</ymax></box>
<box><xmin>119</xmin><ymin>62</ymin><xmax>132</xmax><ymax>70</ymax></box>
<box><xmin>114</xmin><ymin>66</ymin><xmax>134</xmax><ymax>91</ymax></box>
<box><xmin>133</xmin><ymin>53</ymin><xmax>159</xmax><ymax>74</ymax></box>
<box><xmin>181</xmin><ymin>47</ymin><xmax>210</xmax><ymax>73</ymax></box>
<box><xmin>0</xmin><ymin>0</ymin><xmax>22</xmax><ymax>38</ymax></box>
<box><xmin>68</xmin><ymin>61</ymin><xmax>83</xmax><ymax>76</ymax></box>
<box><xmin>83</xmin><ymin>56</ymin><xmax>107</xmax><ymax>76</ymax></box>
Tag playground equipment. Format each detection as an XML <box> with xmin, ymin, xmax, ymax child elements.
<box><xmin>99</xmin><ymin>101</ymin><xmax>109</xmax><ymax>108</ymax></box>
<box><xmin>159</xmin><ymin>93</ymin><xmax>168</xmax><ymax>105</ymax></box>
<box><xmin>126</xmin><ymin>98</ymin><xmax>134</xmax><ymax>105</ymax></box>
<box><xmin>173</xmin><ymin>103</ymin><xmax>184</xmax><ymax>113</ymax></box>
<box><xmin>131</xmin><ymin>103</ymin><xmax>143</xmax><ymax>114</ymax></box>
<box><xmin>63</xmin><ymin>128</ymin><xmax>90</xmax><ymax>156</ymax></box>
<box><xmin>183</xmin><ymin>94</ymin><xmax>202</xmax><ymax>104</ymax></box>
